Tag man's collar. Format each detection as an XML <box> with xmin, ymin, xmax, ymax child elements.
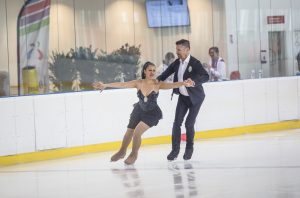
<box><xmin>180</xmin><ymin>54</ymin><xmax>191</xmax><ymax>64</ymax></box>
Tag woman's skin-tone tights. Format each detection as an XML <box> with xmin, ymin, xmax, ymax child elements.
<box><xmin>110</xmin><ymin>122</ymin><xmax>150</xmax><ymax>165</ymax></box>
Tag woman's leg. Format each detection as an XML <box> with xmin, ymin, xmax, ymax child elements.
<box><xmin>124</xmin><ymin>122</ymin><xmax>150</xmax><ymax>165</ymax></box>
<box><xmin>111</xmin><ymin>128</ymin><xmax>134</xmax><ymax>161</ymax></box>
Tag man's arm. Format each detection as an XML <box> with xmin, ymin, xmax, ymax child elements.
<box><xmin>192</xmin><ymin>59</ymin><xmax>209</xmax><ymax>86</ymax></box>
<box><xmin>157</xmin><ymin>60</ymin><xmax>177</xmax><ymax>81</ymax></box>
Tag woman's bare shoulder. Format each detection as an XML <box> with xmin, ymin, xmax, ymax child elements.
<box><xmin>152</xmin><ymin>79</ymin><xmax>159</xmax><ymax>83</ymax></box>
<box><xmin>135</xmin><ymin>79</ymin><xmax>143</xmax><ymax>88</ymax></box>
<box><xmin>137</xmin><ymin>79</ymin><xmax>143</xmax><ymax>84</ymax></box>
<box><xmin>153</xmin><ymin>79</ymin><xmax>162</xmax><ymax>90</ymax></box>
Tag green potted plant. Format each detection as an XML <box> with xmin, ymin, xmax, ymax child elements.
<box><xmin>49</xmin><ymin>51</ymin><xmax>75</xmax><ymax>92</ymax></box>
<box><xmin>48</xmin><ymin>44</ymin><xmax>141</xmax><ymax>92</ymax></box>
<box><xmin>97</xmin><ymin>43</ymin><xmax>141</xmax><ymax>83</ymax></box>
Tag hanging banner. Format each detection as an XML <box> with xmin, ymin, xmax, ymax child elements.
<box><xmin>17</xmin><ymin>0</ymin><xmax>51</xmax><ymax>95</ymax></box>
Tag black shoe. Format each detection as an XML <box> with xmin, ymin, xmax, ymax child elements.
<box><xmin>167</xmin><ymin>150</ymin><xmax>179</xmax><ymax>161</ymax></box>
<box><xmin>183</xmin><ymin>148</ymin><xmax>194</xmax><ymax>160</ymax></box>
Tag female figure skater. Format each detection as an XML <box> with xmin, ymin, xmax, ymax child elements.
<box><xmin>93</xmin><ymin>61</ymin><xmax>193</xmax><ymax>165</ymax></box>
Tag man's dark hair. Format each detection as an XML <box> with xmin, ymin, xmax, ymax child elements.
<box><xmin>176</xmin><ymin>39</ymin><xmax>190</xmax><ymax>49</ymax></box>
<box><xmin>209</xmin><ymin>46</ymin><xmax>219</xmax><ymax>54</ymax></box>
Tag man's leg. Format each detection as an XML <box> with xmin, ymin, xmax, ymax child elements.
<box><xmin>184</xmin><ymin>100</ymin><xmax>203</xmax><ymax>160</ymax></box>
<box><xmin>167</xmin><ymin>95</ymin><xmax>188</xmax><ymax>160</ymax></box>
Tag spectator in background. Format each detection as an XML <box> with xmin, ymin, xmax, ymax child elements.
<box><xmin>204</xmin><ymin>47</ymin><xmax>226</xmax><ymax>81</ymax></box>
<box><xmin>0</xmin><ymin>71</ymin><xmax>9</xmax><ymax>96</ymax></box>
<box><xmin>157</xmin><ymin>52</ymin><xmax>176</xmax><ymax>83</ymax></box>
<box><xmin>296</xmin><ymin>51</ymin><xmax>300</xmax><ymax>76</ymax></box>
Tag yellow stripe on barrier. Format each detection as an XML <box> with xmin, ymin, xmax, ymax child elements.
<box><xmin>1</xmin><ymin>120</ymin><xmax>299</xmax><ymax>166</ymax></box>
<box><xmin>195</xmin><ymin>120</ymin><xmax>300</xmax><ymax>139</ymax></box>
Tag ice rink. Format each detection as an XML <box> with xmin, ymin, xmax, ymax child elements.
<box><xmin>1</xmin><ymin>129</ymin><xmax>300</xmax><ymax>198</ymax></box>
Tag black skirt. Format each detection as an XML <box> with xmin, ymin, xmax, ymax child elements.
<box><xmin>127</xmin><ymin>103</ymin><xmax>163</xmax><ymax>129</ymax></box>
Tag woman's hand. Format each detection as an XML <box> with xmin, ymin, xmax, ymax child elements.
<box><xmin>183</xmin><ymin>78</ymin><xmax>195</xmax><ymax>87</ymax></box>
<box><xmin>93</xmin><ymin>82</ymin><xmax>106</xmax><ymax>92</ymax></box>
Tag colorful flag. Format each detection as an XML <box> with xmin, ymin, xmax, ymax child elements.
<box><xmin>17</xmin><ymin>0</ymin><xmax>51</xmax><ymax>95</ymax></box>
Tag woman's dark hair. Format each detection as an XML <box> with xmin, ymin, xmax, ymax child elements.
<box><xmin>141</xmin><ymin>61</ymin><xmax>155</xmax><ymax>79</ymax></box>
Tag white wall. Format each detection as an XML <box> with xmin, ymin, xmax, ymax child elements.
<box><xmin>0</xmin><ymin>0</ymin><xmax>222</xmax><ymax>87</ymax></box>
<box><xmin>260</xmin><ymin>0</ymin><xmax>294</xmax><ymax>77</ymax></box>
<box><xmin>0</xmin><ymin>76</ymin><xmax>299</xmax><ymax>156</ymax></box>
<box><xmin>0</xmin><ymin>0</ymin><xmax>8</xmax><ymax>72</ymax></box>
<box><xmin>237</xmin><ymin>0</ymin><xmax>261</xmax><ymax>79</ymax></box>
<box><xmin>2</xmin><ymin>0</ymin><xmax>300</xmax><ymax>87</ymax></box>
<box><xmin>292</xmin><ymin>0</ymin><xmax>300</xmax><ymax>73</ymax></box>
<box><xmin>2</xmin><ymin>0</ymin><xmax>24</xmax><ymax>86</ymax></box>
<box><xmin>212</xmin><ymin>0</ymin><xmax>227</xmax><ymax>64</ymax></box>
<box><xmin>224</xmin><ymin>0</ymin><xmax>239</xmax><ymax>75</ymax></box>
<box><xmin>225</xmin><ymin>0</ymin><xmax>300</xmax><ymax>79</ymax></box>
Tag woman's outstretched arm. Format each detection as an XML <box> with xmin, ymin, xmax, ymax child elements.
<box><xmin>93</xmin><ymin>80</ymin><xmax>139</xmax><ymax>91</ymax></box>
<box><xmin>159</xmin><ymin>78</ymin><xmax>194</xmax><ymax>90</ymax></box>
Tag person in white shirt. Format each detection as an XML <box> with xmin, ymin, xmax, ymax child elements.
<box><xmin>205</xmin><ymin>47</ymin><xmax>226</xmax><ymax>81</ymax></box>
<box><xmin>157</xmin><ymin>39</ymin><xmax>209</xmax><ymax>161</ymax></box>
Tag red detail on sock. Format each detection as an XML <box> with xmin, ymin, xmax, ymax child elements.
<box><xmin>181</xmin><ymin>134</ymin><xmax>187</xmax><ymax>141</ymax></box>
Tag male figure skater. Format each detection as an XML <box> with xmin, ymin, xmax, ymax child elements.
<box><xmin>157</xmin><ymin>39</ymin><xmax>209</xmax><ymax>160</ymax></box>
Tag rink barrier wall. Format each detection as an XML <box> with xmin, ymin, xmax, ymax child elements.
<box><xmin>0</xmin><ymin>76</ymin><xmax>300</xmax><ymax>166</ymax></box>
<box><xmin>0</xmin><ymin>120</ymin><xmax>300</xmax><ymax>166</ymax></box>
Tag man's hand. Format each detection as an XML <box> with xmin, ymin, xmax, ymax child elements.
<box><xmin>184</xmin><ymin>78</ymin><xmax>195</xmax><ymax>87</ymax></box>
